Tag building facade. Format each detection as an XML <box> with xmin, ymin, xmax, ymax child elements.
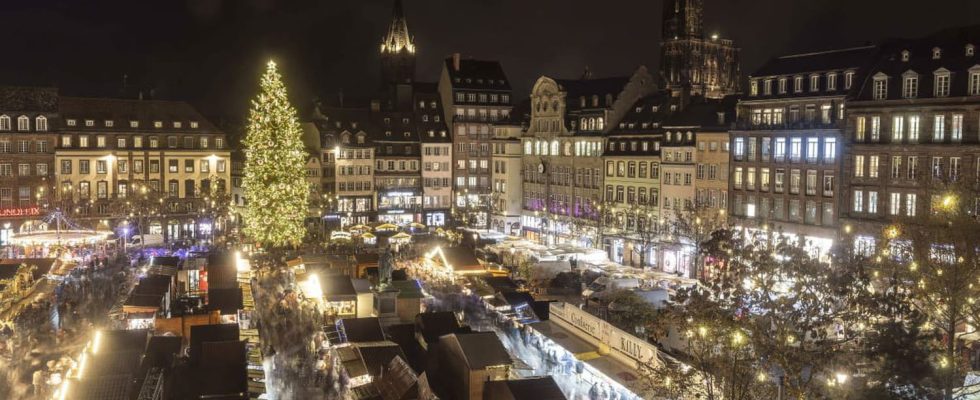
<box><xmin>729</xmin><ymin>47</ymin><xmax>874</xmax><ymax>256</ymax></box>
<box><xmin>55</xmin><ymin>97</ymin><xmax>231</xmax><ymax>240</ymax></box>
<box><xmin>521</xmin><ymin>68</ymin><xmax>656</xmax><ymax>246</ymax></box>
<box><xmin>660</xmin><ymin>0</ymin><xmax>740</xmax><ymax>99</ymax></box>
<box><xmin>490</xmin><ymin>104</ymin><xmax>527</xmax><ymax>236</ymax></box>
<box><xmin>0</xmin><ymin>87</ymin><xmax>58</xmax><ymax>238</ymax></box>
<box><xmin>842</xmin><ymin>29</ymin><xmax>980</xmax><ymax>253</ymax></box>
<box><xmin>438</xmin><ymin>54</ymin><xmax>512</xmax><ymax>228</ymax></box>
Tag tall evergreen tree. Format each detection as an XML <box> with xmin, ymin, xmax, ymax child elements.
<box><xmin>242</xmin><ymin>61</ymin><xmax>308</xmax><ymax>248</ymax></box>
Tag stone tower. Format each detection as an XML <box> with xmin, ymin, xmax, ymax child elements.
<box><xmin>380</xmin><ymin>0</ymin><xmax>416</xmax><ymax>89</ymax></box>
<box><xmin>660</xmin><ymin>0</ymin><xmax>741</xmax><ymax>98</ymax></box>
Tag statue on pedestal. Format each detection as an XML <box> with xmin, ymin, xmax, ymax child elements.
<box><xmin>378</xmin><ymin>247</ymin><xmax>393</xmax><ymax>290</ymax></box>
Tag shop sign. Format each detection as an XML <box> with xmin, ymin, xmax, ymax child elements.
<box><xmin>0</xmin><ymin>207</ymin><xmax>40</xmax><ymax>218</ymax></box>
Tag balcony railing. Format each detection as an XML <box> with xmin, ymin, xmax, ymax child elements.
<box><xmin>734</xmin><ymin>120</ymin><xmax>842</xmax><ymax>131</ymax></box>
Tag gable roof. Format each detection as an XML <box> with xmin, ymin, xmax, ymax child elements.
<box><xmin>442</xmin><ymin>332</ymin><xmax>511</xmax><ymax>369</ymax></box>
<box><xmin>445</xmin><ymin>57</ymin><xmax>511</xmax><ymax>90</ymax></box>
<box><xmin>59</xmin><ymin>97</ymin><xmax>221</xmax><ymax>133</ymax></box>
<box><xmin>339</xmin><ymin>317</ymin><xmax>387</xmax><ymax>343</ymax></box>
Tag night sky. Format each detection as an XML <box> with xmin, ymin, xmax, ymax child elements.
<box><xmin>2</xmin><ymin>0</ymin><xmax>977</xmax><ymax>121</ymax></box>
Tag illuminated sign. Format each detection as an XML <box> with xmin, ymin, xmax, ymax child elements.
<box><xmin>0</xmin><ymin>207</ymin><xmax>40</xmax><ymax>218</ymax></box>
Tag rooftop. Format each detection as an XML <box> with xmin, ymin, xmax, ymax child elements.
<box><xmin>59</xmin><ymin>96</ymin><xmax>221</xmax><ymax>133</ymax></box>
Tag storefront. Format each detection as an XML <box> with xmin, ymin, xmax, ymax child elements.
<box><xmin>378</xmin><ymin>211</ymin><xmax>418</xmax><ymax>226</ymax></box>
<box><xmin>424</xmin><ymin>210</ymin><xmax>446</xmax><ymax>227</ymax></box>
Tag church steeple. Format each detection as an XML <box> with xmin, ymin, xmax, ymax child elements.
<box><xmin>380</xmin><ymin>0</ymin><xmax>416</xmax><ymax>88</ymax></box>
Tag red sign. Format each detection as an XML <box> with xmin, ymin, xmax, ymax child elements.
<box><xmin>0</xmin><ymin>207</ymin><xmax>41</xmax><ymax>218</ymax></box>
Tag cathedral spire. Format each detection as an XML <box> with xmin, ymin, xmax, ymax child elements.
<box><xmin>381</xmin><ymin>0</ymin><xmax>414</xmax><ymax>55</ymax></box>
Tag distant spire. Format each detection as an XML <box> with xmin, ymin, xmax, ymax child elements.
<box><xmin>380</xmin><ymin>0</ymin><xmax>414</xmax><ymax>54</ymax></box>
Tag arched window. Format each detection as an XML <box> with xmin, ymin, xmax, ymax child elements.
<box><xmin>605</xmin><ymin>94</ymin><xmax>613</xmax><ymax>105</ymax></box>
<box><xmin>17</xmin><ymin>115</ymin><xmax>29</xmax><ymax>131</ymax></box>
<box><xmin>551</xmin><ymin>100</ymin><xmax>559</xmax><ymax>112</ymax></box>
<box><xmin>537</xmin><ymin>140</ymin><xmax>545</xmax><ymax>155</ymax></box>
<box><xmin>588</xmin><ymin>118</ymin><xmax>595</xmax><ymax>130</ymax></box>
<box><xmin>35</xmin><ymin>116</ymin><xmax>47</xmax><ymax>132</ymax></box>
<box><xmin>580</xmin><ymin>117</ymin><xmax>587</xmax><ymax>128</ymax></box>
<box><xmin>0</xmin><ymin>115</ymin><xmax>9</xmax><ymax>131</ymax></box>
<box><xmin>550</xmin><ymin>140</ymin><xmax>559</xmax><ymax>155</ymax></box>
<box><xmin>596</xmin><ymin>117</ymin><xmax>605</xmax><ymax>130</ymax></box>
<box><xmin>591</xmin><ymin>95</ymin><xmax>599</xmax><ymax>107</ymax></box>
<box><xmin>563</xmin><ymin>142</ymin><xmax>572</xmax><ymax>156</ymax></box>
<box><xmin>524</xmin><ymin>141</ymin><xmax>532</xmax><ymax>155</ymax></box>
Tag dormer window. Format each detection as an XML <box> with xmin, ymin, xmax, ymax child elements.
<box><xmin>591</xmin><ymin>95</ymin><xmax>599</xmax><ymax>107</ymax></box>
<box><xmin>154</xmin><ymin>121</ymin><xmax>162</xmax><ymax>128</ymax></box>
<box><xmin>845</xmin><ymin>71</ymin><xmax>855</xmax><ymax>89</ymax></box>
<box><xmin>778</xmin><ymin>77</ymin><xmax>787</xmax><ymax>93</ymax></box>
<box><xmin>635</xmin><ymin>106</ymin><xmax>642</xmax><ymax>113</ymax></box>
<box><xmin>66</xmin><ymin>119</ymin><xmax>76</xmax><ymax>127</ymax></box>
<box><xmin>809</xmin><ymin>74</ymin><xmax>820</xmax><ymax>92</ymax></box>
<box><xmin>190</xmin><ymin>121</ymin><xmax>198</xmax><ymax>129</ymax></box>
<box><xmin>173</xmin><ymin>122</ymin><xmax>182</xmax><ymax>128</ymax></box>
<box><xmin>105</xmin><ymin>120</ymin><xmax>114</xmax><ymax>127</ymax></box>
<box><xmin>130</xmin><ymin>120</ymin><xmax>139</xmax><ymax>128</ymax></box>
<box><xmin>902</xmin><ymin>71</ymin><xmax>918</xmax><ymax>99</ymax></box>
<box><xmin>384</xmin><ymin>118</ymin><xmax>390</xmax><ymax>126</ymax></box>
<box><xmin>934</xmin><ymin>68</ymin><xmax>951</xmax><ymax>97</ymax></box>
<box><xmin>794</xmin><ymin>76</ymin><xmax>803</xmax><ymax>92</ymax></box>
<box><xmin>968</xmin><ymin>44</ymin><xmax>976</xmax><ymax>57</ymax></box>
<box><xmin>651</xmin><ymin>106</ymin><xmax>659</xmax><ymax>112</ymax></box>
<box><xmin>933</xmin><ymin>47</ymin><xmax>942</xmax><ymax>59</ymax></box>
<box><xmin>401</xmin><ymin>117</ymin><xmax>409</xmax><ymax>124</ymax></box>
<box><xmin>341</xmin><ymin>133</ymin><xmax>350</xmax><ymax>144</ymax></box>
<box><xmin>351</xmin><ymin>122</ymin><xmax>358</xmax><ymax>129</ymax></box>
<box><xmin>872</xmin><ymin>73</ymin><xmax>889</xmax><ymax>100</ymax></box>
<box><xmin>385</xmin><ymin>130</ymin><xmax>392</xmax><ymax>136</ymax></box>
<box><xmin>403</xmin><ymin>131</ymin><xmax>410</xmax><ymax>137</ymax></box>
<box><xmin>827</xmin><ymin>73</ymin><xmax>837</xmax><ymax>91</ymax></box>
<box><xmin>763</xmin><ymin>79</ymin><xmax>772</xmax><ymax>95</ymax></box>
<box><xmin>670</xmin><ymin>105</ymin><xmax>677</xmax><ymax>112</ymax></box>
<box><xmin>356</xmin><ymin>133</ymin><xmax>365</xmax><ymax>144</ymax></box>
<box><xmin>84</xmin><ymin>119</ymin><xmax>94</xmax><ymax>127</ymax></box>
<box><xmin>750</xmin><ymin>80</ymin><xmax>759</xmax><ymax>96</ymax></box>
<box><xmin>901</xmin><ymin>50</ymin><xmax>910</xmax><ymax>62</ymax></box>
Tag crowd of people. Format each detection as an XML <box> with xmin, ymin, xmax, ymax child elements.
<box><xmin>0</xmin><ymin>248</ymin><xmax>133</xmax><ymax>399</ymax></box>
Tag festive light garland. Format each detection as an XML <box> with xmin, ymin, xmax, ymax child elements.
<box><xmin>242</xmin><ymin>61</ymin><xmax>309</xmax><ymax>248</ymax></box>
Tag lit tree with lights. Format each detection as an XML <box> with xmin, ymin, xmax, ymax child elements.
<box><xmin>859</xmin><ymin>181</ymin><xmax>980</xmax><ymax>400</ymax></box>
<box><xmin>242</xmin><ymin>61</ymin><xmax>308</xmax><ymax>249</ymax></box>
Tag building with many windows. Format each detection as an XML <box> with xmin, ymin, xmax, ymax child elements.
<box><xmin>660</xmin><ymin>0</ymin><xmax>740</xmax><ymax>99</ymax></box>
<box><xmin>0</xmin><ymin>87</ymin><xmax>58</xmax><ymax>236</ymax></box>
<box><xmin>438</xmin><ymin>54</ymin><xmax>512</xmax><ymax>228</ymax></box>
<box><xmin>490</xmin><ymin>101</ymin><xmax>528</xmax><ymax>236</ymax></box>
<box><xmin>315</xmin><ymin>107</ymin><xmax>377</xmax><ymax>227</ymax></box>
<box><xmin>416</xmin><ymin>83</ymin><xmax>452</xmax><ymax>227</ymax></box>
<box><xmin>521</xmin><ymin>68</ymin><xmax>656</xmax><ymax>246</ymax></box>
<box><xmin>55</xmin><ymin>97</ymin><xmax>230</xmax><ymax>240</ymax></box>
<box><xmin>730</xmin><ymin>46</ymin><xmax>875</xmax><ymax>256</ymax></box>
<box><xmin>842</xmin><ymin>27</ymin><xmax>980</xmax><ymax>254</ymax></box>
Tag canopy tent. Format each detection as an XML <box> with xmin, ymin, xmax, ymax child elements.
<box><xmin>409</xmin><ymin>222</ymin><xmax>426</xmax><ymax>229</ymax></box>
<box><xmin>375</xmin><ymin>223</ymin><xmax>399</xmax><ymax>232</ymax></box>
<box><xmin>389</xmin><ymin>232</ymin><xmax>412</xmax><ymax>244</ymax></box>
<box><xmin>348</xmin><ymin>224</ymin><xmax>372</xmax><ymax>232</ymax></box>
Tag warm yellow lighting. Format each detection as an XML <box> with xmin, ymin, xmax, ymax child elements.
<box><xmin>697</xmin><ymin>326</ymin><xmax>708</xmax><ymax>338</ymax></box>
<box><xmin>844</xmin><ymin>224</ymin><xmax>852</xmax><ymax>234</ymax></box>
<box><xmin>58</xmin><ymin>379</ymin><xmax>70</xmax><ymax>400</ymax></box>
<box><xmin>77</xmin><ymin>352</ymin><xmax>88</xmax><ymax>379</ymax></box>
<box><xmin>300</xmin><ymin>274</ymin><xmax>323</xmax><ymax>299</ymax></box>
<box><xmin>93</xmin><ymin>330</ymin><xmax>103</xmax><ymax>354</ymax></box>
<box><xmin>942</xmin><ymin>194</ymin><xmax>956</xmax><ymax>209</ymax></box>
<box><xmin>757</xmin><ymin>371</ymin><xmax>767</xmax><ymax>382</ymax></box>
<box><xmin>786</xmin><ymin>335</ymin><xmax>796</xmax><ymax>344</ymax></box>
<box><xmin>732</xmin><ymin>331</ymin><xmax>745</xmax><ymax>346</ymax></box>
<box><xmin>885</xmin><ymin>226</ymin><xmax>900</xmax><ymax>239</ymax></box>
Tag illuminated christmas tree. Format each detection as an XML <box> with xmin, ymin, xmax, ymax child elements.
<box><xmin>242</xmin><ymin>60</ymin><xmax>308</xmax><ymax>248</ymax></box>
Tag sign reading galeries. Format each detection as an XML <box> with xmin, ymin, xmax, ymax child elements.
<box><xmin>0</xmin><ymin>207</ymin><xmax>41</xmax><ymax>218</ymax></box>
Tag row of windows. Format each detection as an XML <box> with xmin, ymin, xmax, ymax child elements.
<box><xmin>852</xmin><ymin>190</ymin><xmax>917</xmax><ymax>217</ymax></box>
<box><xmin>608</xmin><ymin>140</ymin><xmax>660</xmax><ymax>153</ymax></box>
<box><xmin>457</xmin><ymin>159</ymin><xmax>489</xmax><ymax>170</ymax></box>
<box><xmin>65</xmin><ymin>119</ymin><xmax>199</xmax><ymax>129</ymax></box>
<box><xmin>750</xmin><ymin>71</ymin><xmax>855</xmax><ymax>96</ymax></box>
<box><xmin>523</xmin><ymin>167</ymin><xmax>602</xmax><ymax>189</ymax></box>
<box><xmin>60</xmin><ymin>178</ymin><xmax>222</xmax><ymax>199</ymax></box>
<box><xmin>749</xmin><ymin>103</ymin><xmax>843</xmax><ymax>126</ymax></box>
<box><xmin>604</xmin><ymin>185</ymin><xmax>660</xmax><ymax>206</ymax></box>
<box><xmin>875</xmin><ymin>68</ymin><xmax>980</xmax><ymax>100</ymax></box>
<box><xmin>605</xmin><ymin>161</ymin><xmax>661</xmax><ymax>179</ymax></box>
<box><xmin>0</xmin><ymin>115</ymin><xmax>48</xmax><ymax>132</ymax></box>
<box><xmin>853</xmin><ymin>155</ymin><xmax>978</xmax><ymax>182</ymax></box>
<box><xmin>0</xmin><ymin>140</ymin><xmax>49</xmax><ymax>153</ymax></box>
<box><xmin>454</xmin><ymin>92</ymin><xmax>510</xmax><ymax>104</ymax></box>
<box><xmin>733</xmin><ymin>136</ymin><xmax>837</xmax><ymax>163</ymax></box>
<box><xmin>59</xmin><ymin>158</ymin><xmax>226</xmax><ymax>175</ymax></box>
<box><xmin>734</xmin><ymin>195</ymin><xmax>835</xmax><ymax>227</ymax></box>
<box><xmin>375</xmin><ymin>160</ymin><xmax>418</xmax><ymax>171</ymax></box>
<box><xmin>523</xmin><ymin>140</ymin><xmax>603</xmax><ymax>157</ymax></box>
<box><xmin>854</xmin><ymin>114</ymin><xmax>968</xmax><ymax>142</ymax></box>
<box><xmin>0</xmin><ymin>163</ymin><xmax>49</xmax><ymax>177</ymax></box>
<box><xmin>425</xmin><ymin>162</ymin><xmax>450</xmax><ymax>172</ymax></box>
<box><xmin>338</xmin><ymin>181</ymin><xmax>372</xmax><ymax>192</ymax></box>
<box><xmin>662</xmin><ymin>171</ymin><xmax>693</xmax><ymax>186</ymax></box>
<box><xmin>733</xmin><ymin>167</ymin><xmax>835</xmax><ymax>197</ymax></box>
<box><xmin>60</xmin><ymin>135</ymin><xmax>224</xmax><ymax>150</ymax></box>
<box><xmin>455</xmin><ymin>176</ymin><xmax>490</xmax><ymax>189</ymax></box>
<box><xmin>423</xmin><ymin>177</ymin><xmax>451</xmax><ymax>188</ymax></box>
<box><xmin>454</xmin><ymin>108</ymin><xmax>508</xmax><ymax>122</ymax></box>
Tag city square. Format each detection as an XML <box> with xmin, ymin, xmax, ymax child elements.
<box><xmin>0</xmin><ymin>0</ymin><xmax>976</xmax><ymax>399</ymax></box>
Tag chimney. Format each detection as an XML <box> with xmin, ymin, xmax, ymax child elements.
<box><xmin>452</xmin><ymin>53</ymin><xmax>461</xmax><ymax>71</ymax></box>
<box><xmin>338</xmin><ymin>89</ymin><xmax>344</xmax><ymax>108</ymax></box>
<box><xmin>716</xmin><ymin>112</ymin><xmax>726</xmax><ymax>125</ymax></box>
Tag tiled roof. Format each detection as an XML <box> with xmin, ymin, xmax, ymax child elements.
<box><xmin>752</xmin><ymin>46</ymin><xmax>877</xmax><ymax>78</ymax></box>
<box><xmin>856</xmin><ymin>24</ymin><xmax>980</xmax><ymax>101</ymax></box>
<box><xmin>555</xmin><ymin>76</ymin><xmax>630</xmax><ymax>110</ymax></box>
<box><xmin>59</xmin><ymin>97</ymin><xmax>221</xmax><ymax>133</ymax></box>
<box><xmin>445</xmin><ymin>58</ymin><xmax>511</xmax><ymax>90</ymax></box>
<box><xmin>0</xmin><ymin>86</ymin><xmax>58</xmax><ymax>113</ymax></box>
